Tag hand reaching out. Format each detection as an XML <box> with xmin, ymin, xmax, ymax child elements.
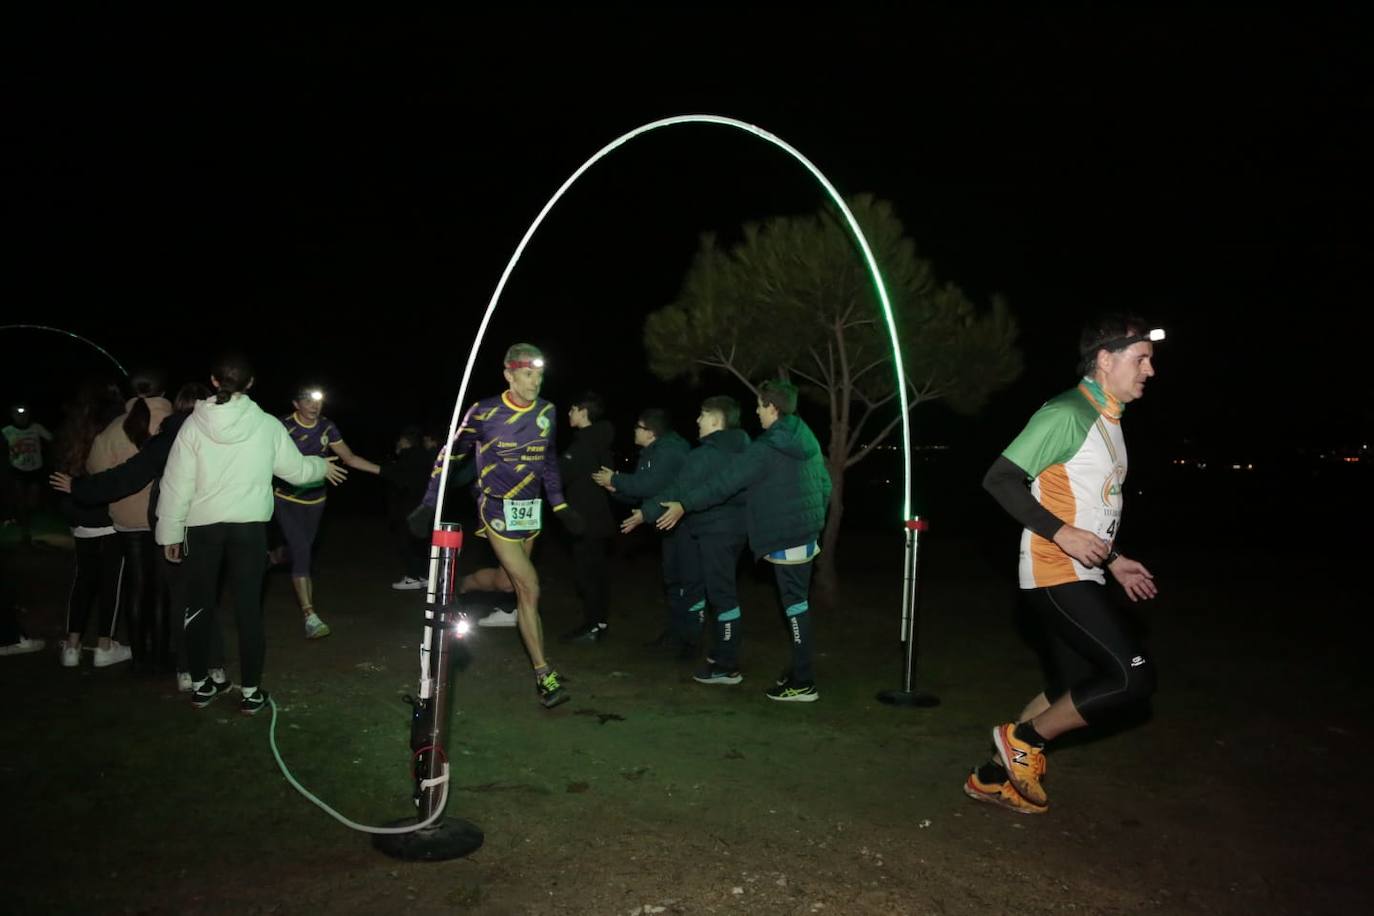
<box><xmin>655</xmin><ymin>501</ymin><xmax>685</xmax><ymax>531</ymax></box>
<box><xmin>620</xmin><ymin>509</ymin><xmax>644</xmax><ymax>534</ymax></box>
<box><xmin>324</xmin><ymin>456</ymin><xmax>348</xmax><ymax>486</ymax></box>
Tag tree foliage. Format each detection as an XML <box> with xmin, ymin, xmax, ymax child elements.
<box><xmin>644</xmin><ymin>194</ymin><xmax>1022</xmax><ymax>596</ymax></box>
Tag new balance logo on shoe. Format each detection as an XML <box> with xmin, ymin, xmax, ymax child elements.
<box><xmin>1130</xmin><ymin>655</ymin><xmax>1146</xmax><ymax>667</ymax></box>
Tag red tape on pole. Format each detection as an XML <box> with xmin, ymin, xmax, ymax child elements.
<box><xmin>905</xmin><ymin>519</ymin><xmax>929</xmax><ymax>531</ymax></box>
<box><xmin>431</xmin><ymin>529</ymin><xmax>463</xmax><ymax>549</ymax></box>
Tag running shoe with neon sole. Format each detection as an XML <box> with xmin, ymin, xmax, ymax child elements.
<box><xmin>962</xmin><ymin>768</ymin><xmax>1048</xmax><ymax>815</ymax></box>
<box><xmin>537</xmin><ymin>670</ymin><xmax>570</xmax><ymax>708</ymax></box>
<box><xmin>303</xmin><ymin>612</ymin><xmax>331</xmax><ymax>640</ymax></box>
<box><xmin>765</xmin><ymin>681</ymin><xmax>818</xmax><ymax>702</ymax></box>
<box><xmin>992</xmin><ymin>722</ymin><xmax>1048</xmax><ymax>807</ymax></box>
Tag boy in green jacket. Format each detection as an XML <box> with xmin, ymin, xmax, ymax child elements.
<box><xmin>657</xmin><ymin>381</ymin><xmax>831</xmax><ymax>701</ymax></box>
<box><xmin>623</xmin><ymin>396</ymin><xmax>750</xmax><ymax>681</ymax></box>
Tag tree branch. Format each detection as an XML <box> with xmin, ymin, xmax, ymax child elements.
<box><xmin>845</xmin><ymin>411</ymin><xmax>907</xmax><ymax>469</ymax></box>
<box><xmin>849</xmin><ymin>356</ymin><xmax>889</xmax><ymax>385</ymax></box>
<box><xmin>787</xmin><ymin>365</ymin><xmax>829</xmax><ymax>390</ymax></box>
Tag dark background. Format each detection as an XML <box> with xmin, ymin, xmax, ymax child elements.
<box><xmin>4</xmin><ymin>6</ymin><xmax>1370</xmax><ymax>534</ymax></box>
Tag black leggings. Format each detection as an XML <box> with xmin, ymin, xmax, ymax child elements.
<box><xmin>183</xmin><ymin>522</ymin><xmax>267</xmax><ymax>687</ymax></box>
<box><xmin>118</xmin><ymin>530</ymin><xmax>172</xmax><ymax>670</ymax></box>
<box><xmin>66</xmin><ymin>534</ymin><xmax>123</xmax><ymax>642</ymax></box>
<box><xmin>1026</xmin><ymin>580</ymin><xmax>1156</xmax><ymax>724</ymax></box>
<box><xmin>571</xmin><ymin>536</ymin><xmax>611</xmax><ymax>627</ymax></box>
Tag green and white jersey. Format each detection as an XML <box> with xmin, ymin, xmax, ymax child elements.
<box><xmin>1002</xmin><ymin>378</ymin><xmax>1127</xmax><ymax>589</ymax></box>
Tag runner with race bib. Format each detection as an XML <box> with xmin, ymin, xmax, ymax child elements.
<box><xmin>963</xmin><ymin>313</ymin><xmax>1165</xmax><ymax>815</ymax></box>
<box><xmin>420</xmin><ymin>342</ymin><xmax>583</xmax><ymax>709</ymax></box>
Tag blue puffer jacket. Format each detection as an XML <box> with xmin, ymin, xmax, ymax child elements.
<box><xmin>640</xmin><ymin>428</ymin><xmax>749</xmax><ymax>538</ymax></box>
<box><xmin>677</xmin><ymin>415</ymin><xmax>831</xmax><ymax>558</ymax></box>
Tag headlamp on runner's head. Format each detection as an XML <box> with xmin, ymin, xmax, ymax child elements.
<box><xmin>1086</xmin><ymin>328</ymin><xmax>1165</xmax><ymax>357</ymax></box>
<box><xmin>294</xmin><ymin>386</ymin><xmax>325</xmax><ymax>403</ymax></box>
<box><xmin>506</xmin><ymin>357</ymin><xmax>545</xmax><ymax>371</ymax></box>
<box><xmin>14</xmin><ymin>406</ymin><xmax>25</xmax><ymax>415</ymax></box>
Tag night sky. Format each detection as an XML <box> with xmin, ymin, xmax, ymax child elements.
<box><xmin>5</xmin><ymin>6</ymin><xmax>1371</xmax><ymax>468</ymax></box>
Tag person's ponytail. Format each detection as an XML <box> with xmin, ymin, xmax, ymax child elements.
<box><xmin>211</xmin><ymin>353</ymin><xmax>254</xmax><ymax>405</ymax></box>
<box><xmin>123</xmin><ymin>397</ymin><xmax>152</xmax><ymax>447</ymax></box>
<box><xmin>121</xmin><ymin>368</ymin><xmax>165</xmax><ymax>446</ymax></box>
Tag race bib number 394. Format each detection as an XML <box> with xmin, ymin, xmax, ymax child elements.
<box><xmin>503</xmin><ymin>498</ymin><xmax>542</xmax><ymax>531</ymax></box>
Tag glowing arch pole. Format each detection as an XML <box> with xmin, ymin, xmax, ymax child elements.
<box><xmin>0</xmin><ymin>324</ymin><xmax>130</xmax><ymax>377</ymax></box>
<box><xmin>432</xmin><ymin>115</ymin><xmax>913</xmax><ymax>530</ymax></box>
<box><xmin>420</xmin><ymin>119</ymin><xmax>936</xmax><ymax>824</ymax></box>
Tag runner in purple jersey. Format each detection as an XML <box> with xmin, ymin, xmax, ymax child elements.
<box><xmin>423</xmin><ymin>343</ymin><xmax>582</xmax><ymax>708</ymax></box>
<box><xmin>274</xmin><ymin>385</ymin><xmax>381</xmax><ymax>639</ymax></box>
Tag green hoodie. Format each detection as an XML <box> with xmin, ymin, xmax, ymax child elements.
<box><xmin>155</xmin><ymin>393</ymin><xmax>330</xmax><ymax>546</ymax></box>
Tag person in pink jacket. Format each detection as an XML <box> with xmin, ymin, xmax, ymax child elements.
<box><xmin>86</xmin><ymin>369</ymin><xmax>173</xmax><ymax>672</ymax></box>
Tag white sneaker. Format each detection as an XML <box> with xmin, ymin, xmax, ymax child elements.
<box><xmin>477</xmin><ymin>608</ymin><xmax>519</xmax><ymax>628</ymax></box>
<box><xmin>391</xmin><ymin>576</ymin><xmax>426</xmax><ymax>591</ymax></box>
<box><xmin>93</xmin><ymin>641</ymin><xmax>133</xmax><ymax>667</ymax></box>
<box><xmin>61</xmin><ymin>644</ymin><xmax>81</xmax><ymax>667</ymax></box>
<box><xmin>0</xmin><ymin>636</ymin><xmax>45</xmax><ymax>656</ymax></box>
<box><xmin>304</xmin><ymin>612</ymin><xmax>331</xmax><ymax>639</ymax></box>
<box><xmin>176</xmin><ymin>671</ymin><xmax>193</xmax><ymax>692</ymax></box>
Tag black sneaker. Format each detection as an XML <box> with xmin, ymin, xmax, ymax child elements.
<box><xmin>191</xmin><ymin>678</ymin><xmax>233</xmax><ymax>709</ymax></box>
<box><xmin>692</xmin><ymin>664</ymin><xmax>742</xmax><ymax>686</ymax></box>
<box><xmin>765</xmin><ymin>681</ymin><xmax>818</xmax><ymax>703</ymax></box>
<box><xmin>537</xmin><ymin>670</ymin><xmax>570</xmax><ymax>709</ymax></box>
<box><xmin>239</xmin><ymin>689</ymin><xmax>270</xmax><ymax>716</ymax></box>
<box><xmin>560</xmin><ymin>623</ymin><xmax>608</xmax><ymax>644</ymax></box>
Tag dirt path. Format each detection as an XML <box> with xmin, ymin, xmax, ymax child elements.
<box><xmin>3</xmin><ymin>517</ymin><xmax>1368</xmax><ymax>914</ymax></box>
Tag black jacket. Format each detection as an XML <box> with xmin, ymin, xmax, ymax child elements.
<box><xmin>381</xmin><ymin>445</ymin><xmax>437</xmax><ymax>522</ymax></box>
<box><xmin>558</xmin><ymin>420</ymin><xmax>616</xmax><ymax>538</ymax></box>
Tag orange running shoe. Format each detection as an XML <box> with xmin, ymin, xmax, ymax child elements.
<box><xmin>993</xmin><ymin>722</ymin><xmax>1048</xmax><ymax>806</ymax></box>
<box><xmin>962</xmin><ymin>769</ymin><xmax>1048</xmax><ymax>815</ymax></box>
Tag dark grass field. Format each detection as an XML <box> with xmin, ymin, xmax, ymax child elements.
<box><xmin>2</xmin><ymin>463</ymin><xmax>1370</xmax><ymax>915</ymax></box>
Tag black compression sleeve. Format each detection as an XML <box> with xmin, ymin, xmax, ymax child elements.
<box><xmin>982</xmin><ymin>455</ymin><xmax>1065</xmax><ymax>541</ymax></box>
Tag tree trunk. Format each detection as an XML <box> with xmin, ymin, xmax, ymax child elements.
<box><xmin>814</xmin><ymin>460</ymin><xmax>844</xmax><ymax>606</ymax></box>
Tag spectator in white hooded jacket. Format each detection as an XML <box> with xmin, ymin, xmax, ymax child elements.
<box><xmin>156</xmin><ymin>354</ymin><xmax>346</xmax><ymax>715</ymax></box>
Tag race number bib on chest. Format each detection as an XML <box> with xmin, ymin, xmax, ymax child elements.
<box><xmin>503</xmin><ymin>498</ymin><xmax>542</xmax><ymax>531</ymax></box>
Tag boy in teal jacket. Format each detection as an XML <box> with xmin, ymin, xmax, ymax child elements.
<box><xmin>657</xmin><ymin>381</ymin><xmax>831</xmax><ymax>701</ymax></box>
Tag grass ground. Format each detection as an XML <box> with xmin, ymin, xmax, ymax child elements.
<box><xmin>2</xmin><ymin>508</ymin><xmax>1369</xmax><ymax>915</ymax></box>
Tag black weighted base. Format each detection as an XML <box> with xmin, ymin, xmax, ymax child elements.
<box><xmin>876</xmin><ymin>689</ymin><xmax>940</xmax><ymax>708</ymax></box>
<box><xmin>372</xmin><ymin>817</ymin><xmax>485</xmax><ymax>861</ymax></box>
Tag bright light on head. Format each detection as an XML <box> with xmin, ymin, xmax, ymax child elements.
<box><xmin>506</xmin><ymin>358</ymin><xmax>545</xmax><ymax>370</ymax></box>
<box><xmin>309</xmin><ymin>390</ymin><xmax>324</xmax><ymax>402</ymax></box>
<box><xmin>1088</xmin><ymin>327</ymin><xmax>1168</xmax><ymax>357</ymax></box>
<box><xmin>15</xmin><ymin>407</ymin><xmax>25</xmax><ymax>414</ymax></box>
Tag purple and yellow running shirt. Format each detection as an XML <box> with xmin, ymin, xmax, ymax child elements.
<box><xmin>424</xmin><ymin>392</ymin><xmax>568</xmax><ymax>536</ymax></box>
<box><xmin>274</xmin><ymin>413</ymin><xmax>342</xmax><ymax>505</ymax></box>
